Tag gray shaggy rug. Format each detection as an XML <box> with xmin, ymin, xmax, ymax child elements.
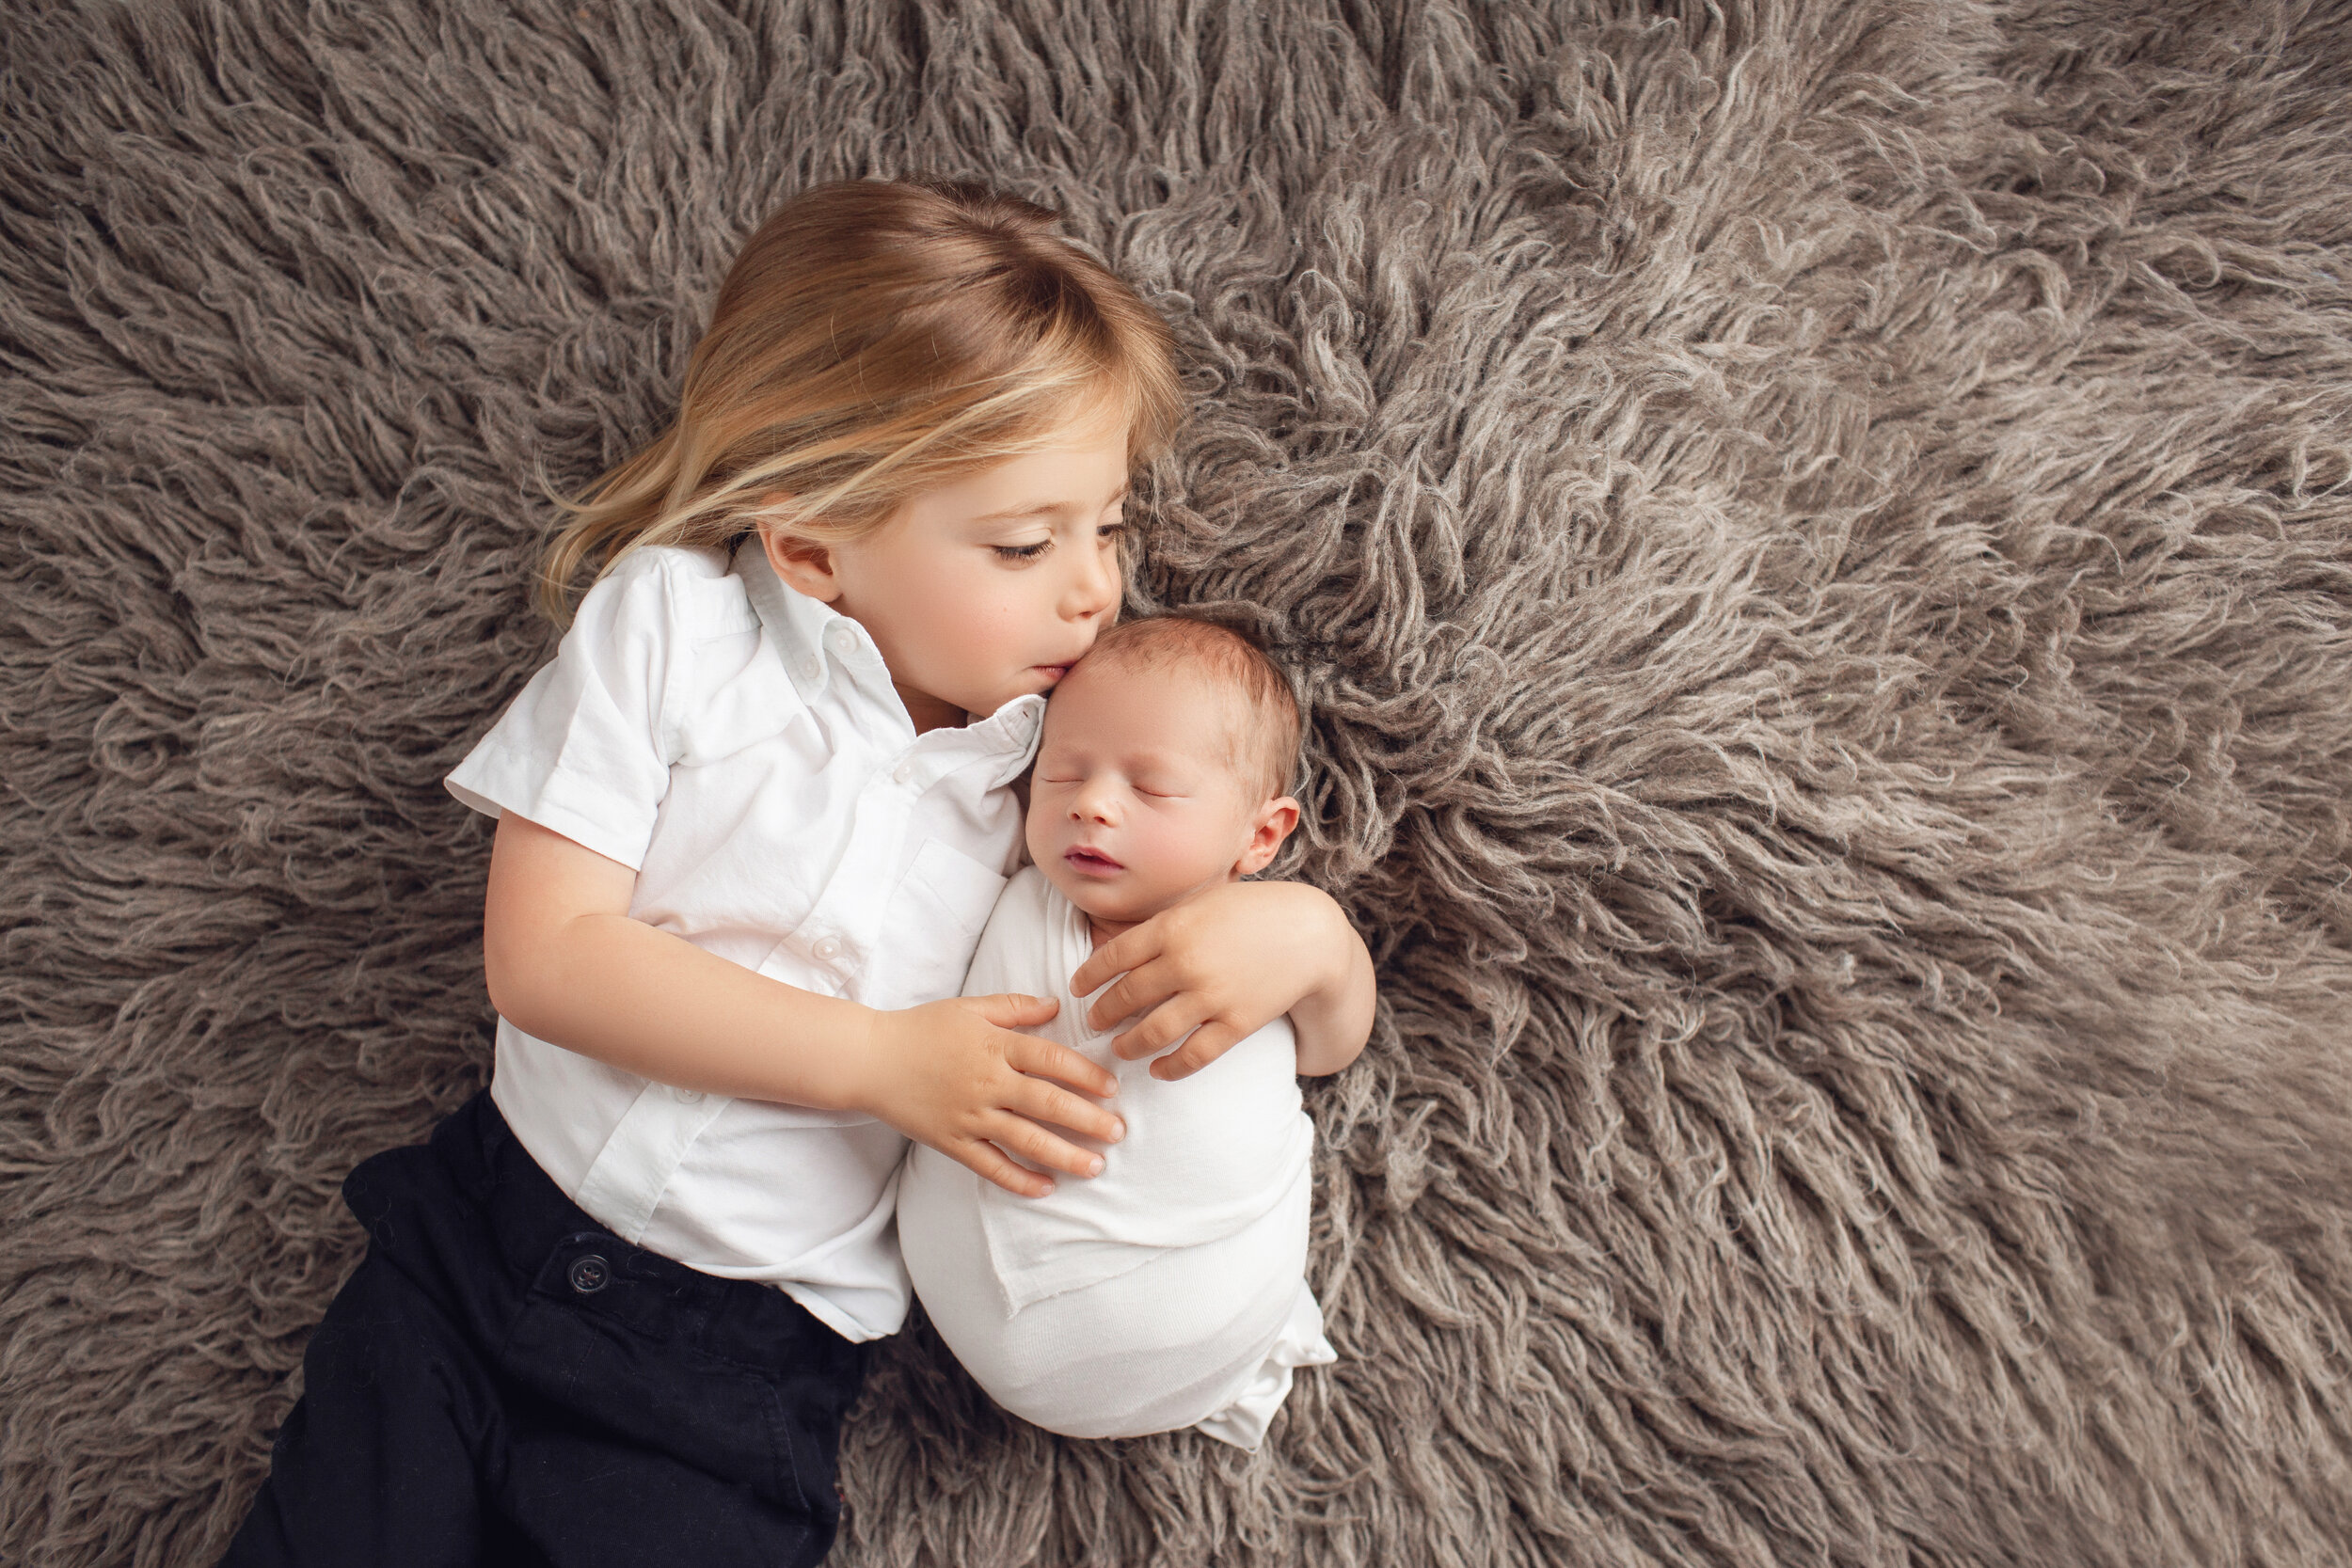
<box><xmin>5</xmin><ymin>1</ymin><xmax>2350</xmax><ymax>1563</ymax></box>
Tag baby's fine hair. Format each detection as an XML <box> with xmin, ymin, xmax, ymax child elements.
<box><xmin>539</xmin><ymin>179</ymin><xmax>1184</xmax><ymax>621</ymax></box>
<box><xmin>1086</xmin><ymin>616</ymin><xmax>1301</xmax><ymax>801</ymax></box>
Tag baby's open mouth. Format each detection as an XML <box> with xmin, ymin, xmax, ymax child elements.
<box><xmin>1063</xmin><ymin>847</ymin><xmax>1123</xmax><ymax>874</ymax></box>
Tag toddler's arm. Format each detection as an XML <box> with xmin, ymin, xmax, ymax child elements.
<box><xmin>484</xmin><ymin>814</ymin><xmax>1123</xmax><ymax>1198</ymax></box>
<box><xmin>1068</xmin><ymin>880</ymin><xmax>1375</xmax><ymax>1082</ymax></box>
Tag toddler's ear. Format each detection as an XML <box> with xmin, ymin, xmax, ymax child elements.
<box><xmin>1234</xmin><ymin>796</ymin><xmax>1301</xmax><ymax>878</ymax></box>
<box><xmin>758</xmin><ymin>504</ymin><xmax>843</xmax><ymax>602</ymax></box>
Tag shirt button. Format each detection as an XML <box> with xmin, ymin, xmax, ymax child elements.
<box><xmin>794</xmin><ymin>654</ymin><xmax>821</xmax><ymax>681</ymax></box>
<box><xmin>892</xmin><ymin>762</ymin><xmax>914</xmax><ymax>785</ymax></box>
<box><xmin>812</xmin><ymin>935</ymin><xmax>842</xmax><ymax>962</ymax></box>
<box><xmin>827</xmin><ymin>625</ymin><xmax>859</xmax><ymax>657</ymax></box>
<box><xmin>568</xmin><ymin>1255</ymin><xmax>612</xmax><ymax>1294</ymax></box>
<box><xmin>669</xmin><ymin>1084</ymin><xmax>705</xmax><ymax>1104</ymax></box>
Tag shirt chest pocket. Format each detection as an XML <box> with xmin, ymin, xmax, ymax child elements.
<box><xmin>876</xmin><ymin>838</ymin><xmax>1010</xmax><ymax>1008</ymax></box>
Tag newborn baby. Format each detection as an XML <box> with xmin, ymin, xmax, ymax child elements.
<box><xmin>898</xmin><ymin>615</ymin><xmax>1340</xmax><ymax>1449</ymax></box>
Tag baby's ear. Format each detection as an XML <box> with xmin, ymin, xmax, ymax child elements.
<box><xmin>1234</xmin><ymin>796</ymin><xmax>1301</xmax><ymax>877</ymax></box>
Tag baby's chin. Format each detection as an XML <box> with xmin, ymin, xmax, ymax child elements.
<box><xmin>1037</xmin><ymin>856</ymin><xmax>1173</xmax><ymax>928</ymax></box>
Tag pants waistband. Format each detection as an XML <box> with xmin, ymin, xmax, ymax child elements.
<box><xmin>345</xmin><ymin>1089</ymin><xmax>860</xmax><ymax>1379</ymax></box>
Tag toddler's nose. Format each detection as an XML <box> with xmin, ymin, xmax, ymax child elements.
<box><xmin>1065</xmin><ymin>538</ymin><xmax>1120</xmax><ymax>621</ymax></box>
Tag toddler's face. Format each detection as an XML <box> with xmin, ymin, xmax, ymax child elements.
<box><xmin>1027</xmin><ymin>658</ymin><xmax>1295</xmax><ymax>930</ymax></box>
<box><xmin>762</xmin><ymin>408</ymin><xmax>1129</xmax><ymax>731</ymax></box>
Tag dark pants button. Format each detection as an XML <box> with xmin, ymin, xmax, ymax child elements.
<box><xmin>567</xmin><ymin>1254</ymin><xmax>611</xmax><ymax>1294</ymax></box>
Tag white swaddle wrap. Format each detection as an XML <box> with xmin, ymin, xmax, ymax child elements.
<box><xmin>898</xmin><ymin>866</ymin><xmax>1337</xmax><ymax>1449</ymax></box>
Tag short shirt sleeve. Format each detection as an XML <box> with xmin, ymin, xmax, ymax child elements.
<box><xmin>445</xmin><ymin>551</ymin><xmax>685</xmax><ymax>871</ymax></box>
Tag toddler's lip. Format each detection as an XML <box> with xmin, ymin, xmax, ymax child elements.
<box><xmin>1063</xmin><ymin>846</ymin><xmax>1123</xmax><ymax>875</ymax></box>
<box><xmin>1034</xmin><ymin>663</ymin><xmax>1073</xmax><ymax>684</ymax></box>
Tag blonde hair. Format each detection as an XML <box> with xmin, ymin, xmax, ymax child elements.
<box><xmin>538</xmin><ymin>179</ymin><xmax>1184</xmax><ymax>622</ymax></box>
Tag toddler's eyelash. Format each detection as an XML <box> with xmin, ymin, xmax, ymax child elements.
<box><xmin>993</xmin><ymin>517</ymin><xmax>1124</xmax><ymax>562</ymax></box>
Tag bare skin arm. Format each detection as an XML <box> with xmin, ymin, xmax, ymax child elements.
<box><xmin>482</xmin><ymin>813</ymin><xmax>1124</xmax><ymax>1197</ymax></box>
<box><xmin>1068</xmin><ymin>879</ymin><xmax>1375</xmax><ymax>1081</ymax></box>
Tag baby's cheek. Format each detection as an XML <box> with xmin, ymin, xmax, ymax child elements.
<box><xmin>1023</xmin><ymin>797</ymin><xmax>1058</xmax><ymax>864</ymax></box>
<box><xmin>1134</xmin><ymin>812</ymin><xmax>1205</xmax><ymax>884</ymax></box>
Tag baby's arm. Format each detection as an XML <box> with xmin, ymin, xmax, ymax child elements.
<box><xmin>484</xmin><ymin>814</ymin><xmax>1123</xmax><ymax>1197</ymax></box>
<box><xmin>1067</xmin><ymin>880</ymin><xmax>1375</xmax><ymax>1082</ymax></box>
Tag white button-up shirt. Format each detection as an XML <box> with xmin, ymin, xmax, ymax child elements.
<box><xmin>446</xmin><ymin>543</ymin><xmax>1043</xmax><ymax>1341</ymax></box>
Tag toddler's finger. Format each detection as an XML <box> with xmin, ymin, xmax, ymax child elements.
<box><xmin>961</xmin><ymin>1140</ymin><xmax>1056</xmax><ymax>1198</ymax></box>
<box><xmin>986</xmin><ymin>1112</ymin><xmax>1106</xmax><ymax>1181</ymax></box>
<box><xmin>1110</xmin><ymin>995</ymin><xmax>1209</xmax><ymax>1061</ymax></box>
<box><xmin>1149</xmin><ymin>1020</ymin><xmax>1243</xmax><ymax>1081</ymax></box>
<box><xmin>971</xmin><ymin>991</ymin><xmax>1060</xmax><ymax>1029</ymax></box>
<box><xmin>1086</xmin><ymin>956</ymin><xmax>1175</xmax><ymax>1033</ymax></box>
<box><xmin>1004</xmin><ymin>1031</ymin><xmax>1119</xmax><ymax>1100</ymax></box>
<box><xmin>1008</xmin><ymin>1074</ymin><xmax>1125</xmax><ymax>1147</ymax></box>
<box><xmin>1069</xmin><ymin>926</ymin><xmax>1152</xmax><ymax>997</ymax></box>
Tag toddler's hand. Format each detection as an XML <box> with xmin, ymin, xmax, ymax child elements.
<box><xmin>1070</xmin><ymin>881</ymin><xmax>1351</xmax><ymax>1081</ymax></box>
<box><xmin>859</xmin><ymin>993</ymin><xmax>1124</xmax><ymax>1198</ymax></box>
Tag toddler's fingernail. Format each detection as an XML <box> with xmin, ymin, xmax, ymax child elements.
<box><xmin>1088</xmin><ymin>1156</ymin><xmax>1104</xmax><ymax>1176</ymax></box>
<box><xmin>1038</xmin><ymin>1181</ymin><xmax>1056</xmax><ymax>1196</ymax></box>
<box><xmin>1110</xmin><ymin>1120</ymin><xmax>1125</xmax><ymax>1141</ymax></box>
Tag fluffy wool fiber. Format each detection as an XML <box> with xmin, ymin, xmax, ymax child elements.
<box><xmin>4</xmin><ymin>1</ymin><xmax>2350</xmax><ymax>1564</ymax></box>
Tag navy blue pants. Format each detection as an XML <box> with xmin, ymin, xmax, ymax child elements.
<box><xmin>222</xmin><ymin>1091</ymin><xmax>868</xmax><ymax>1568</ymax></box>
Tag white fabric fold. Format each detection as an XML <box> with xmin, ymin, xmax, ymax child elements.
<box><xmin>900</xmin><ymin>866</ymin><xmax>1336</xmax><ymax>1446</ymax></box>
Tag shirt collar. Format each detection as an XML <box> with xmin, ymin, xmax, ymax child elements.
<box><xmin>733</xmin><ymin>542</ymin><xmax>1044</xmax><ymax>778</ymax></box>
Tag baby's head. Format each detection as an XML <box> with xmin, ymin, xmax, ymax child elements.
<box><xmin>1028</xmin><ymin>617</ymin><xmax>1301</xmax><ymax>931</ymax></box>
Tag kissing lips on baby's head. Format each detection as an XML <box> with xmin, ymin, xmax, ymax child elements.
<box><xmin>1027</xmin><ymin>616</ymin><xmax>1302</xmax><ymax>947</ymax></box>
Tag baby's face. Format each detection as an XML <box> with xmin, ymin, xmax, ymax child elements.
<box><xmin>1026</xmin><ymin>657</ymin><xmax>1290</xmax><ymax>928</ymax></box>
